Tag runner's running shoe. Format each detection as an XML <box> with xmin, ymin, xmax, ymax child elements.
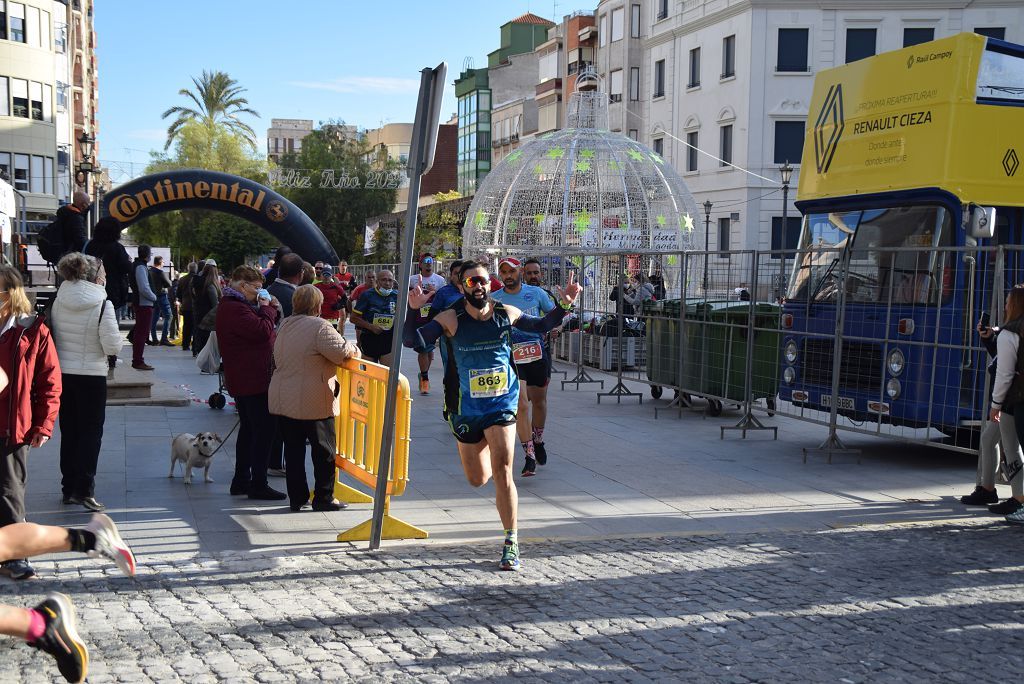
<box><xmin>419</xmin><ymin>377</ymin><xmax>430</xmax><ymax>395</ymax></box>
<box><xmin>28</xmin><ymin>593</ymin><xmax>88</xmax><ymax>683</ymax></box>
<box><xmin>499</xmin><ymin>540</ymin><xmax>521</xmax><ymax>571</ymax></box>
<box><xmin>521</xmin><ymin>456</ymin><xmax>537</xmax><ymax>477</ymax></box>
<box><xmin>85</xmin><ymin>513</ymin><xmax>136</xmax><ymax>577</ymax></box>
<box><xmin>0</xmin><ymin>558</ymin><xmax>35</xmax><ymax>580</ymax></box>
<box><xmin>534</xmin><ymin>441</ymin><xmax>548</xmax><ymax>466</ymax></box>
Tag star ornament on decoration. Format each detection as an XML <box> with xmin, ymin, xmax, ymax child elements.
<box><xmin>506</xmin><ymin>150</ymin><xmax>523</xmax><ymax>164</ymax></box>
<box><xmin>627</xmin><ymin>149</ymin><xmax>646</xmax><ymax>162</ymax></box>
<box><xmin>575</xmin><ymin>161</ymin><xmax>592</xmax><ymax>173</ymax></box>
<box><xmin>533</xmin><ymin>164</ymin><xmax>545</xmax><ymax>176</ymax></box>
<box><xmin>578</xmin><ymin>149</ymin><xmax>595</xmax><ymax>159</ymax></box>
<box><xmin>656</xmin><ymin>215</ymin><xmax>667</xmax><ymax>227</ymax></box>
<box><xmin>474</xmin><ymin>210</ymin><xmax>488</xmax><ymax>229</ymax></box>
<box><xmin>574</xmin><ymin>210</ymin><xmax>592</xmax><ymax>232</ymax></box>
<box><xmin>681</xmin><ymin>213</ymin><xmax>695</xmax><ymax>233</ymax></box>
<box><xmin>546</xmin><ymin>147</ymin><xmax>566</xmax><ymax>160</ymax></box>
<box><xmin>534</xmin><ymin>213</ymin><xmax>545</xmax><ymax>225</ymax></box>
<box><xmin>650</xmin><ymin>153</ymin><xmax>665</xmax><ymax>165</ymax></box>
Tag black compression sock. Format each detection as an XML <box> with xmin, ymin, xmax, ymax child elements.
<box><xmin>66</xmin><ymin>528</ymin><xmax>97</xmax><ymax>553</ymax></box>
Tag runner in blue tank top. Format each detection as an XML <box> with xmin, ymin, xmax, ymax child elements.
<box><xmin>406</xmin><ymin>260</ymin><xmax>579</xmax><ymax>571</ymax></box>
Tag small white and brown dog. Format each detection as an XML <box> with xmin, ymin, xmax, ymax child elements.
<box><xmin>169</xmin><ymin>432</ymin><xmax>222</xmax><ymax>485</ymax></box>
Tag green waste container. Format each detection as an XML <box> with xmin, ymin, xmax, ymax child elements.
<box><xmin>643</xmin><ymin>298</ymin><xmax>710</xmax><ymax>399</ymax></box>
<box><xmin>702</xmin><ymin>303</ymin><xmax>781</xmax><ymax>403</ymax></box>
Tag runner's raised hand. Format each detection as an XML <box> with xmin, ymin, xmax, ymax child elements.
<box><xmin>555</xmin><ymin>270</ymin><xmax>581</xmax><ymax>307</ymax></box>
<box><xmin>408</xmin><ymin>284</ymin><xmax>431</xmax><ymax>310</ymax></box>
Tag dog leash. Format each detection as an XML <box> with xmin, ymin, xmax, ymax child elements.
<box><xmin>208</xmin><ymin>418</ymin><xmax>241</xmax><ymax>458</ymax></box>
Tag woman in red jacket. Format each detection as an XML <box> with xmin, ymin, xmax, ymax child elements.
<box><xmin>0</xmin><ymin>265</ymin><xmax>61</xmax><ymax>580</ymax></box>
<box><xmin>215</xmin><ymin>265</ymin><xmax>285</xmax><ymax>501</ymax></box>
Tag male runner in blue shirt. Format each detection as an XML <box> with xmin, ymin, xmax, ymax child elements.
<box><xmin>490</xmin><ymin>257</ymin><xmax>556</xmax><ymax>476</ymax></box>
<box><xmin>406</xmin><ymin>260</ymin><xmax>579</xmax><ymax>571</ymax></box>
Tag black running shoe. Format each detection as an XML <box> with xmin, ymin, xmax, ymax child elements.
<box><xmin>534</xmin><ymin>441</ymin><xmax>548</xmax><ymax>466</ymax></box>
<box><xmin>989</xmin><ymin>498</ymin><xmax>1024</xmax><ymax>515</ymax></box>
<box><xmin>960</xmin><ymin>486</ymin><xmax>998</xmax><ymax>505</ymax></box>
<box><xmin>0</xmin><ymin>558</ymin><xmax>36</xmax><ymax>580</ymax></box>
<box><xmin>28</xmin><ymin>593</ymin><xmax>88</xmax><ymax>683</ymax></box>
<box><xmin>521</xmin><ymin>457</ymin><xmax>537</xmax><ymax>477</ymax></box>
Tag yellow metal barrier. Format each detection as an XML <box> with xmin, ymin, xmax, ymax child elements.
<box><xmin>333</xmin><ymin>358</ymin><xmax>427</xmax><ymax>541</ymax></box>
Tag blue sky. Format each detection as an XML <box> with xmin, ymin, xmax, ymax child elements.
<box><xmin>97</xmin><ymin>0</ymin><xmax>565</xmax><ymax>184</ymax></box>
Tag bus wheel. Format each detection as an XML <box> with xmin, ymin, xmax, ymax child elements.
<box><xmin>651</xmin><ymin>385</ymin><xmax>663</xmax><ymax>399</ymax></box>
<box><xmin>707</xmin><ymin>399</ymin><xmax>723</xmax><ymax>417</ymax></box>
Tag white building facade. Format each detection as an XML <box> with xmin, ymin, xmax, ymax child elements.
<box><xmin>0</xmin><ymin>0</ymin><xmax>93</xmax><ymax>222</ymax></box>
<box><xmin>594</xmin><ymin>0</ymin><xmax>1024</xmax><ymax>254</ymax></box>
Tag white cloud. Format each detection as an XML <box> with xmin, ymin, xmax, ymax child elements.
<box><xmin>288</xmin><ymin>76</ymin><xmax>421</xmax><ymax>94</ymax></box>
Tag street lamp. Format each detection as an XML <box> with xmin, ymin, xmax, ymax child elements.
<box><xmin>778</xmin><ymin>160</ymin><xmax>793</xmax><ymax>301</ymax></box>
<box><xmin>702</xmin><ymin>199</ymin><xmax>713</xmax><ymax>295</ymax></box>
<box><xmin>76</xmin><ymin>132</ymin><xmax>95</xmax><ymax>183</ymax></box>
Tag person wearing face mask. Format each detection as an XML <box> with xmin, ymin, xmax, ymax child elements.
<box><xmin>215</xmin><ymin>266</ymin><xmax>286</xmax><ymax>501</ymax></box>
<box><xmin>351</xmin><ymin>269</ymin><xmax>398</xmax><ymax>364</ymax></box>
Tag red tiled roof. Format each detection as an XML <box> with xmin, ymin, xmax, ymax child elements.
<box><xmin>511</xmin><ymin>12</ymin><xmax>553</xmax><ymax>25</ymax></box>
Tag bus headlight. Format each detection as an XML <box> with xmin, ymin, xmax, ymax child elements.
<box><xmin>886</xmin><ymin>378</ymin><xmax>902</xmax><ymax>399</ymax></box>
<box><xmin>783</xmin><ymin>367</ymin><xmax>796</xmax><ymax>385</ymax></box>
<box><xmin>784</xmin><ymin>341</ymin><xmax>798</xmax><ymax>364</ymax></box>
<box><xmin>887</xmin><ymin>349</ymin><xmax>905</xmax><ymax>376</ymax></box>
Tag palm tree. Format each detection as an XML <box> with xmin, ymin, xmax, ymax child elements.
<box><xmin>161</xmin><ymin>70</ymin><xmax>259</xmax><ymax>150</ymax></box>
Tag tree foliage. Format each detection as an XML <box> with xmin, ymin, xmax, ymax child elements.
<box><xmin>161</xmin><ymin>70</ymin><xmax>259</xmax><ymax>151</ymax></box>
<box><xmin>276</xmin><ymin>122</ymin><xmax>398</xmax><ymax>261</ymax></box>
<box><xmin>130</xmin><ymin>122</ymin><xmax>276</xmax><ymax>269</ymax></box>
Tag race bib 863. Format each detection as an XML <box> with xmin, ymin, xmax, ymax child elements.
<box><xmin>468</xmin><ymin>367</ymin><xmax>510</xmax><ymax>398</ymax></box>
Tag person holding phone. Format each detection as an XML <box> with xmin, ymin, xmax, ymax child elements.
<box><xmin>969</xmin><ymin>288</ymin><xmax>1024</xmax><ymax>520</ymax></box>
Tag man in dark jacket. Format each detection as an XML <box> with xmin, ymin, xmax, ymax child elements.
<box><xmin>148</xmin><ymin>256</ymin><xmax>173</xmax><ymax>346</ymax></box>
<box><xmin>262</xmin><ymin>246</ymin><xmax>293</xmax><ymax>287</ymax></box>
<box><xmin>176</xmin><ymin>262</ymin><xmax>197</xmax><ymax>352</ymax></box>
<box><xmin>267</xmin><ymin>253</ymin><xmax>302</xmax><ymax>320</ymax></box>
<box><xmin>54</xmin><ymin>191</ymin><xmax>90</xmax><ymax>255</ymax></box>
<box><xmin>84</xmin><ymin>217</ymin><xmax>132</xmax><ymax>320</ymax></box>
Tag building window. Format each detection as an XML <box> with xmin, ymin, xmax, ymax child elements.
<box><xmin>13</xmin><ymin>153</ymin><xmax>28</xmax><ymax>191</ymax></box>
<box><xmin>0</xmin><ymin>153</ymin><xmax>9</xmax><ymax>179</ymax></box>
<box><xmin>539</xmin><ymin>50</ymin><xmax>558</xmax><ymax>82</ymax></box>
<box><xmin>975</xmin><ymin>27</ymin><xmax>1005</xmax><ymax>40</ymax></box>
<box><xmin>771</xmin><ymin>216</ymin><xmax>802</xmax><ymax>256</ymax></box>
<box><xmin>629</xmin><ymin>67</ymin><xmax>640</xmax><ymax>101</ymax></box>
<box><xmin>0</xmin><ymin>2</ymin><xmax>6</xmax><ymax>41</ymax></box>
<box><xmin>0</xmin><ymin>77</ymin><xmax>7</xmax><ymax>116</ymax></box>
<box><xmin>54</xmin><ymin>20</ymin><xmax>66</xmax><ymax>52</ymax></box>
<box><xmin>774</xmin><ymin>121</ymin><xmax>804</xmax><ymax>164</ymax></box>
<box><xmin>29</xmin><ymin>81</ymin><xmax>42</xmax><ymax>120</ymax></box>
<box><xmin>56</xmin><ymin>80</ymin><xmax>67</xmax><ymax>111</ymax></box>
<box><xmin>720</xmin><ymin>125</ymin><xmax>732</xmax><ymax>166</ymax></box>
<box><xmin>688</xmin><ymin>47</ymin><xmax>700</xmax><ymax>88</ymax></box>
<box><xmin>846</xmin><ymin>28</ymin><xmax>876</xmax><ymax>63</ymax></box>
<box><xmin>11</xmin><ymin>78</ymin><xmax>27</xmax><ymax>118</ymax></box>
<box><xmin>599</xmin><ymin>14</ymin><xmax>607</xmax><ymax>47</ymax></box>
<box><xmin>609</xmin><ymin>69</ymin><xmax>623</xmax><ymax>102</ymax></box>
<box><xmin>903</xmin><ymin>27</ymin><xmax>934</xmax><ymax>47</ymax></box>
<box><xmin>631</xmin><ymin>4</ymin><xmax>641</xmax><ymax>39</ymax></box>
<box><xmin>718</xmin><ymin>218</ymin><xmax>730</xmax><ymax>252</ymax></box>
<box><xmin>654</xmin><ymin>59</ymin><xmax>665</xmax><ymax>97</ymax></box>
<box><xmin>43</xmin><ymin>83</ymin><xmax>51</xmax><ymax>121</ymax></box>
<box><xmin>30</xmin><ymin>154</ymin><xmax>42</xmax><ymax>193</ymax></box>
<box><xmin>25</xmin><ymin>4</ymin><xmax>37</xmax><ymax>47</ymax></box>
<box><xmin>628</xmin><ymin>129</ymin><xmax>638</xmax><ymax>141</ymax></box>
<box><xmin>653</xmin><ymin>138</ymin><xmax>664</xmax><ymax>157</ymax></box>
<box><xmin>777</xmin><ymin>28</ymin><xmax>809</xmax><ymax>72</ymax></box>
<box><xmin>722</xmin><ymin>35</ymin><xmax>736</xmax><ymax>78</ymax></box>
<box><xmin>8</xmin><ymin>2</ymin><xmax>24</xmax><ymax>43</ymax></box>
<box><xmin>657</xmin><ymin>0</ymin><xmax>668</xmax><ymax>20</ymax></box>
<box><xmin>686</xmin><ymin>131</ymin><xmax>698</xmax><ymax>171</ymax></box>
<box><xmin>611</xmin><ymin>7</ymin><xmax>624</xmax><ymax>42</ymax></box>
<box><xmin>44</xmin><ymin>156</ymin><xmax>52</xmax><ymax>194</ymax></box>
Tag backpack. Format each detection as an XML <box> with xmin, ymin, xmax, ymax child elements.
<box><xmin>36</xmin><ymin>216</ymin><xmax>67</xmax><ymax>265</ymax></box>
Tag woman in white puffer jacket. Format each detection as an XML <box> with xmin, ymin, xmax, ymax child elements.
<box><xmin>50</xmin><ymin>252</ymin><xmax>123</xmax><ymax>511</ymax></box>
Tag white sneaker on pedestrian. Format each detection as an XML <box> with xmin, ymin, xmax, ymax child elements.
<box><xmin>84</xmin><ymin>513</ymin><xmax>136</xmax><ymax>577</ymax></box>
<box><xmin>1005</xmin><ymin>507</ymin><xmax>1024</xmax><ymax>525</ymax></box>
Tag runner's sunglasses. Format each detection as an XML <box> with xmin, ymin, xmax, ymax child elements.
<box><xmin>463</xmin><ymin>275</ymin><xmax>489</xmax><ymax>289</ymax></box>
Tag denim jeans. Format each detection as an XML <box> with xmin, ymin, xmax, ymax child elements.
<box><xmin>151</xmin><ymin>292</ymin><xmax>171</xmax><ymax>342</ymax></box>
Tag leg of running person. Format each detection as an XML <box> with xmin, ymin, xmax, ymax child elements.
<box><xmin>514</xmin><ymin>390</ymin><xmax>535</xmax><ymax>476</ymax></box>
<box><xmin>417</xmin><ymin>349</ymin><xmax>434</xmax><ymax>395</ymax></box>
<box><xmin>0</xmin><ymin>516</ymin><xmax>136</xmax><ymax>577</ymax></box>
<box><xmin>1</xmin><ymin>593</ymin><xmax>88</xmax><ymax>682</ymax></box>
<box><xmin>527</xmin><ymin>384</ymin><xmax>549</xmax><ymax>466</ymax></box>
<box><xmin>484</xmin><ymin>422</ymin><xmax>520</xmax><ymax>570</ymax></box>
<box><xmin>456</xmin><ymin>439</ymin><xmax>492</xmax><ymax>487</ymax></box>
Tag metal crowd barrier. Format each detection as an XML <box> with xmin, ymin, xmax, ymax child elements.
<box><xmin>333</xmin><ymin>358</ymin><xmax>426</xmax><ymax>541</ymax></box>
<box><xmin>492</xmin><ymin>244</ymin><xmax>1004</xmax><ymax>459</ymax></box>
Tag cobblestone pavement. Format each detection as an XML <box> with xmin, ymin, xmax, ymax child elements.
<box><xmin>2</xmin><ymin>519</ymin><xmax>1022</xmax><ymax>682</ymax></box>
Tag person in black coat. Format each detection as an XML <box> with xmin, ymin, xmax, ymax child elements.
<box><xmin>84</xmin><ymin>217</ymin><xmax>132</xmax><ymax>320</ymax></box>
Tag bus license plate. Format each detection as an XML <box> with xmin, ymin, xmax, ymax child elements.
<box><xmin>821</xmin><ymin>395</ymin><xmax>855</xmax><ymax>411</ymax></box>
